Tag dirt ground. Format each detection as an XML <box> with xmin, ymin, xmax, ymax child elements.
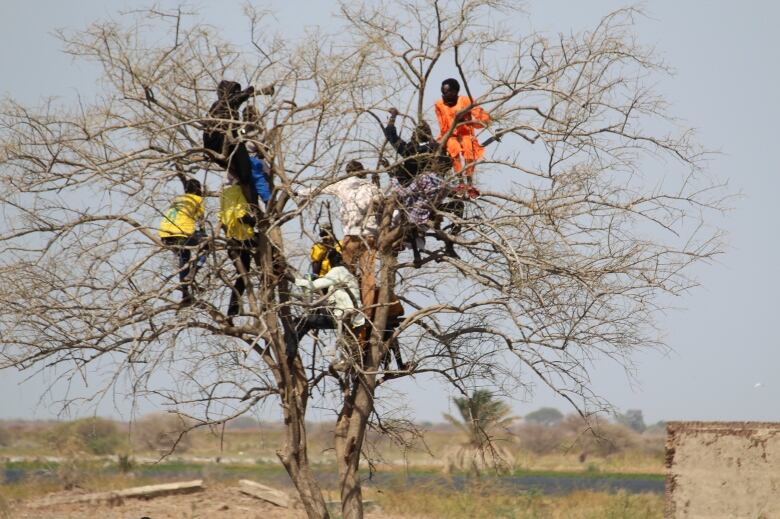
<box><xmin>10</xmin><ymin>486</ymin><xmax>405</xmax><ymax>519</ymax></box>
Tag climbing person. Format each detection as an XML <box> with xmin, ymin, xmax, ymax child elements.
<box><xmin>247</xmin><ymin>143</ymin><xmax>272</xmax><ymax>205</ymax></box>
<box><xmin>383</xmin><ymin>107</ymin><xmax>461</xmax><ymax>263</ymax></box>
<box><xmin>310</xmin><ymin>223</ymin><xmax>342</xmax><ymax>278</ymax></box>
<box><xmin>384</xmin><ymin>107</ymin><xmax>451</xmax><ymax>186</ymax></box>
<box><xmin>299</xmin><ymin>160</ymin><xmax>381</xmax><ymax>268</ymax></box>
<box><xmin>290</xmin><ymin>252</ymin><xmax>365</xmax><ymax>359</ymax></box>
<box><xmin>203</xmin><ymin>80</ymin><xmax>254</xmax><ymax>181</ymax></box>
<box><xmin>219</xmin><ymin>176</ymin><xmax>257</xmax><ymax>317</ymax></box>
<box><xmin>435</xmin><ymin>77</ymin><xmax>490</xmax><ymax>196</ymax></box>
<box><xmin>159</xmin><ymin>178</ymin><xmax>206</xmax><ymax>305</ymax></box>
<box><xmin>298</xmin><ymin>161</ymin><xmax>382</xmax><ymax>333</ymax></box>
<box><xmin>242</xmin><ymin>105</ymin><xmax>273</xmax><ymax>206</ymax></box>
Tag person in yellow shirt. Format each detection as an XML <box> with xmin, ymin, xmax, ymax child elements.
<box><xmin>159</xmin><ymin>179</ymin><xmax>206</xmax><ymax>305</ymax></box>
<box><xmin>310</xmin><ymin>224</ymin><xmax>342</xmax><ymax>278</ymax></box>
<box><xmin>219</xmin><ymin>178</ymin><xmax>257</xmax><ymax>316</ymax></box>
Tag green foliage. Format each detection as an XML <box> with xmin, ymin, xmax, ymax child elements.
<box><xmin>50</xmin><ymin>417</ymin><xmax>124</xmax><ymax>455</ymax></box>
<box><xmin>444</xmin><ymin>390</ymin><xmax>516</xmax><ymax>447</ymax></box>
<box><xmin>524</xmin><ymin>407</ymin><xmax>564</xmax><ymax>426</ymax></box>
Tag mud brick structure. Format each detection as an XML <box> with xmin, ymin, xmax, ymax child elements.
<box><xmin>666</xmin><ymin>421</ymin><xmax>780</xmax><ymax>518</ymax></box>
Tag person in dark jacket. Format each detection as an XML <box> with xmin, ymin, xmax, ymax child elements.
<box><xmin>384</xmin><ymin>107</ymin><xmax>451</xmax><ymax>186</ymax></box>
<box><xmin>202</xmin><ymin>80</ymin><xmax>259</xmax><ymax>205</ymax></box>
<box><xmin>383</xmin><ymin>108</ymin><xmax>461</xmax><ymax>263</ymax></box>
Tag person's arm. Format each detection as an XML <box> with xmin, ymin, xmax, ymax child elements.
<box><xmin>384</xmin><ymin>123</ymin><xmax>399</xmax><ymax>145</ymax></box>
<box><xmin>309</xmin><ymin>275</ymin><xmax>336</xmax><ymax>291</ymax></box>
<box><xmin>229</xmin><ymin>86</ymin><xmax>255</xmax><ymax>110</ymax></box>
<box><xmin>385</xmin><ymin>125</ymin><xmax>412</xmax><ymax>156</ymax></box>
<box><xmin>295</xmin><ymin>274</ymin><xmax>336</xmax><ymax>291</ymax></box>
<box><xmin>320</xmin><ymin>178</ymin><xmax>346</xmax><ymax>198</ymax></box>
<box><xmin>435</xmin><ymin>102</ymin><xmax>448</xmax><ymax>141</ymax></box>
<box><xmin>469</xmin><ymin>103</ymin><xmax>490</xmax><ymax>128</ymax></box>
<box><xmin>384</xmin><ymin>108</ymin><xmax>401</xmax><ymax>145</ymax></box>
<box><xmin>310</xmin><ymin>244</ymin><xmax>324</xmax><ymax>276</ymax></box>
<box><xmin>296</xmin><ymin>177</ymin><xmax>342</xmax><ymax>200</ymax></box>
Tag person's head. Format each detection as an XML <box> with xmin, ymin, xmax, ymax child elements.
<box><xmin>328</xmin><ymin>250</ymin><xmax>344</xmax><ymax>268</ymax></box>
<box><xmin>217</xmin><ymin>80</ymin><xmax>242</xmax><ymax>100</ymax></box>
<box><xmin>246</xmin><ymin>140</ymin><xmax>264</xmax><ymax>159</ymax></box>
<box><xmin>319</xmin><ymin>223</ymin><xmax>335</xmax><ymax>243</ymax></box>
<box><xmin>346</xmin><ymin>160</ymin><xmax>366</xmax><ymax>178</ymax></box>
<box><xmin>412</xmin><ymin>121</ymin><xmax>433</xmax><ymax>142</ymax></box>
<box><xmin>441</xmin><ymin>78</ymin><xmax>460</xmax><ymax>105</ymax></box>
<box><xmin>184</xmin><ymin>178</ymin><xmax>203</xmax><ymax>196</ymax></box>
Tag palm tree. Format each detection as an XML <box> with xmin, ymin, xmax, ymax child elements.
<box><xmin>442</xmin><ymin>390</ymin><xmax>517</xmax><ymax>474</ymax></box>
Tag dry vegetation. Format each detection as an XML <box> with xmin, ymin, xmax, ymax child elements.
<box><xmin>0</xmin><ymin>413</ymin><xmax>664</xmax><ymax>472</ymax></box>
<box><xmin>0</xmin><ymin>1</ymin><xmax>723</xmax><ymax>516</ymax></box>
<box><xmin>1</xmin><ymin>482</ymin><xmax>664</xmax><ymax>519</ymax></box>
<box><xmin>0</xmin><ymin>414</ymin><xmax>665</xmax><ymax>518</ymax></box>
<box><xmin>376</xmin><ymin>486</ymin><xmax>663</xmax><ymax>519</ymax></box>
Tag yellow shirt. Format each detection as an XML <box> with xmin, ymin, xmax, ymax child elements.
<box><xmin>310</xmin><ymin>240</ymin><xmax>342</xmax><ymax>276</ymax></box>
<box><xmin>159</xmin><ymin>194</ymin><xmax>204</xmax><ymax>238</ymax></box>
<box><xmin>219</xmin><ymin>185</ymin><xmax>254</xmax><ymax>241</ymax></box>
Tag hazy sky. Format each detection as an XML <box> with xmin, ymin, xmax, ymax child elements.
<box><xmin>1</xmin><ymin>0</ymin><xmax>778</xmax><ymax>424</ymax></box>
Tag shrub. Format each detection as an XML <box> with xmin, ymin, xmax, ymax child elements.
<box><xmin>55</xmin><ymin>436</ymin><xmax>93</xmax><ymax>489</ymax></box>
<box><xmin>560</xmin><ymin>416</ymin><xmax>639</xmax><ymax>457</ymax></box>
<box><xmin>225</xmin><ymin>416</ymin><xmax>261</xmax><ymax>430</ymax></box>
<box><xmin>517</xmin><ymin>423</ymin><xmax>564</xmax><ymax>455</ymax></box>
<box><xmin>134</xmin><ymin>412</ymin><xmax>192</xmax><ymax>454</ymax></box>
<box><xmin>50</xmin><ymin>417</ymin><xmax>123</xmax><ymax>455</ymax></box>
<box><xmin>524</xmin><ymin>407</ymin><xmax>564</xmax><ymax>427</ymax></box>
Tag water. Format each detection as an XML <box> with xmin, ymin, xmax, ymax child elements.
<box><xmin>2</xmin><ymin>462</ymin><xmax>664</xmax><ymax>495</ymax></box>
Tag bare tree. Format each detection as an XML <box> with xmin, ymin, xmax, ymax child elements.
<box><xmin>0</xmin><ymin>2</ymin><xmax>724</xmax><ymax>518</ymax></box>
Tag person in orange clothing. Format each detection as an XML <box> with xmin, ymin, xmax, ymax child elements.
<box><xmin>434</xmin><ymin>78</ymin><xmax>490</xmax><ymax>194</ymax></box>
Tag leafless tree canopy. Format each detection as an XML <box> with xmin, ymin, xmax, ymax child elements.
<box><xmin>0</xmin><ymin>2</ymin><xmax>723</xmax><ymax>518</ymax></box>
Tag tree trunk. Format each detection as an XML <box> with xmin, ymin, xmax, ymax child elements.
<box><xmin>259</xmin><ymin>226</ymin><xmax>331</xmax><ymax>519</ymax></box>
<box><xmin>276</xmin><ymin>349</ymin><xmax>329</xmax><ymax>519</ymax></box>
<box><xmin>335</xmin><ymin>237</ymin><xmax>396</xmax><ymax>519</ymax></box>
<box><xmin>335</xmin><ymin>381</ymin><xmax>372</xmax><ymax>519</ymax></box>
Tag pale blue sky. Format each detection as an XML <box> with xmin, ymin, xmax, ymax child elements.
<box><xmin>1</xmin><ymin>1</ymin><xmax>778</xmax><ymax>424</ymax></box>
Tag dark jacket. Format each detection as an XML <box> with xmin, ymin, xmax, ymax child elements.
<box><xmin>384</xmin><ymin>124</ymin><xmax>451</xmax><ymax>186</ymax></box>
<box><xmin>203</xmin><ymin>81</ymin><xmax>255</xmax><ymax>168</ymax></box>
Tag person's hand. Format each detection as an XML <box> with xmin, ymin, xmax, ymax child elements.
<box><xmin>453</xmin><ymin>110</ymin><xmax>472</xmax><ymax>124</ymax></box>
<box><xmin>245</xmin><ymin>85</ymin><xmax>256</xmax><ymax>96</ymax></box>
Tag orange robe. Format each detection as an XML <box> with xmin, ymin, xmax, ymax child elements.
<box><xmin>435</xmin><ymin>96</ymin><xmax>490</xmax><ymax>176</ymax></box>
